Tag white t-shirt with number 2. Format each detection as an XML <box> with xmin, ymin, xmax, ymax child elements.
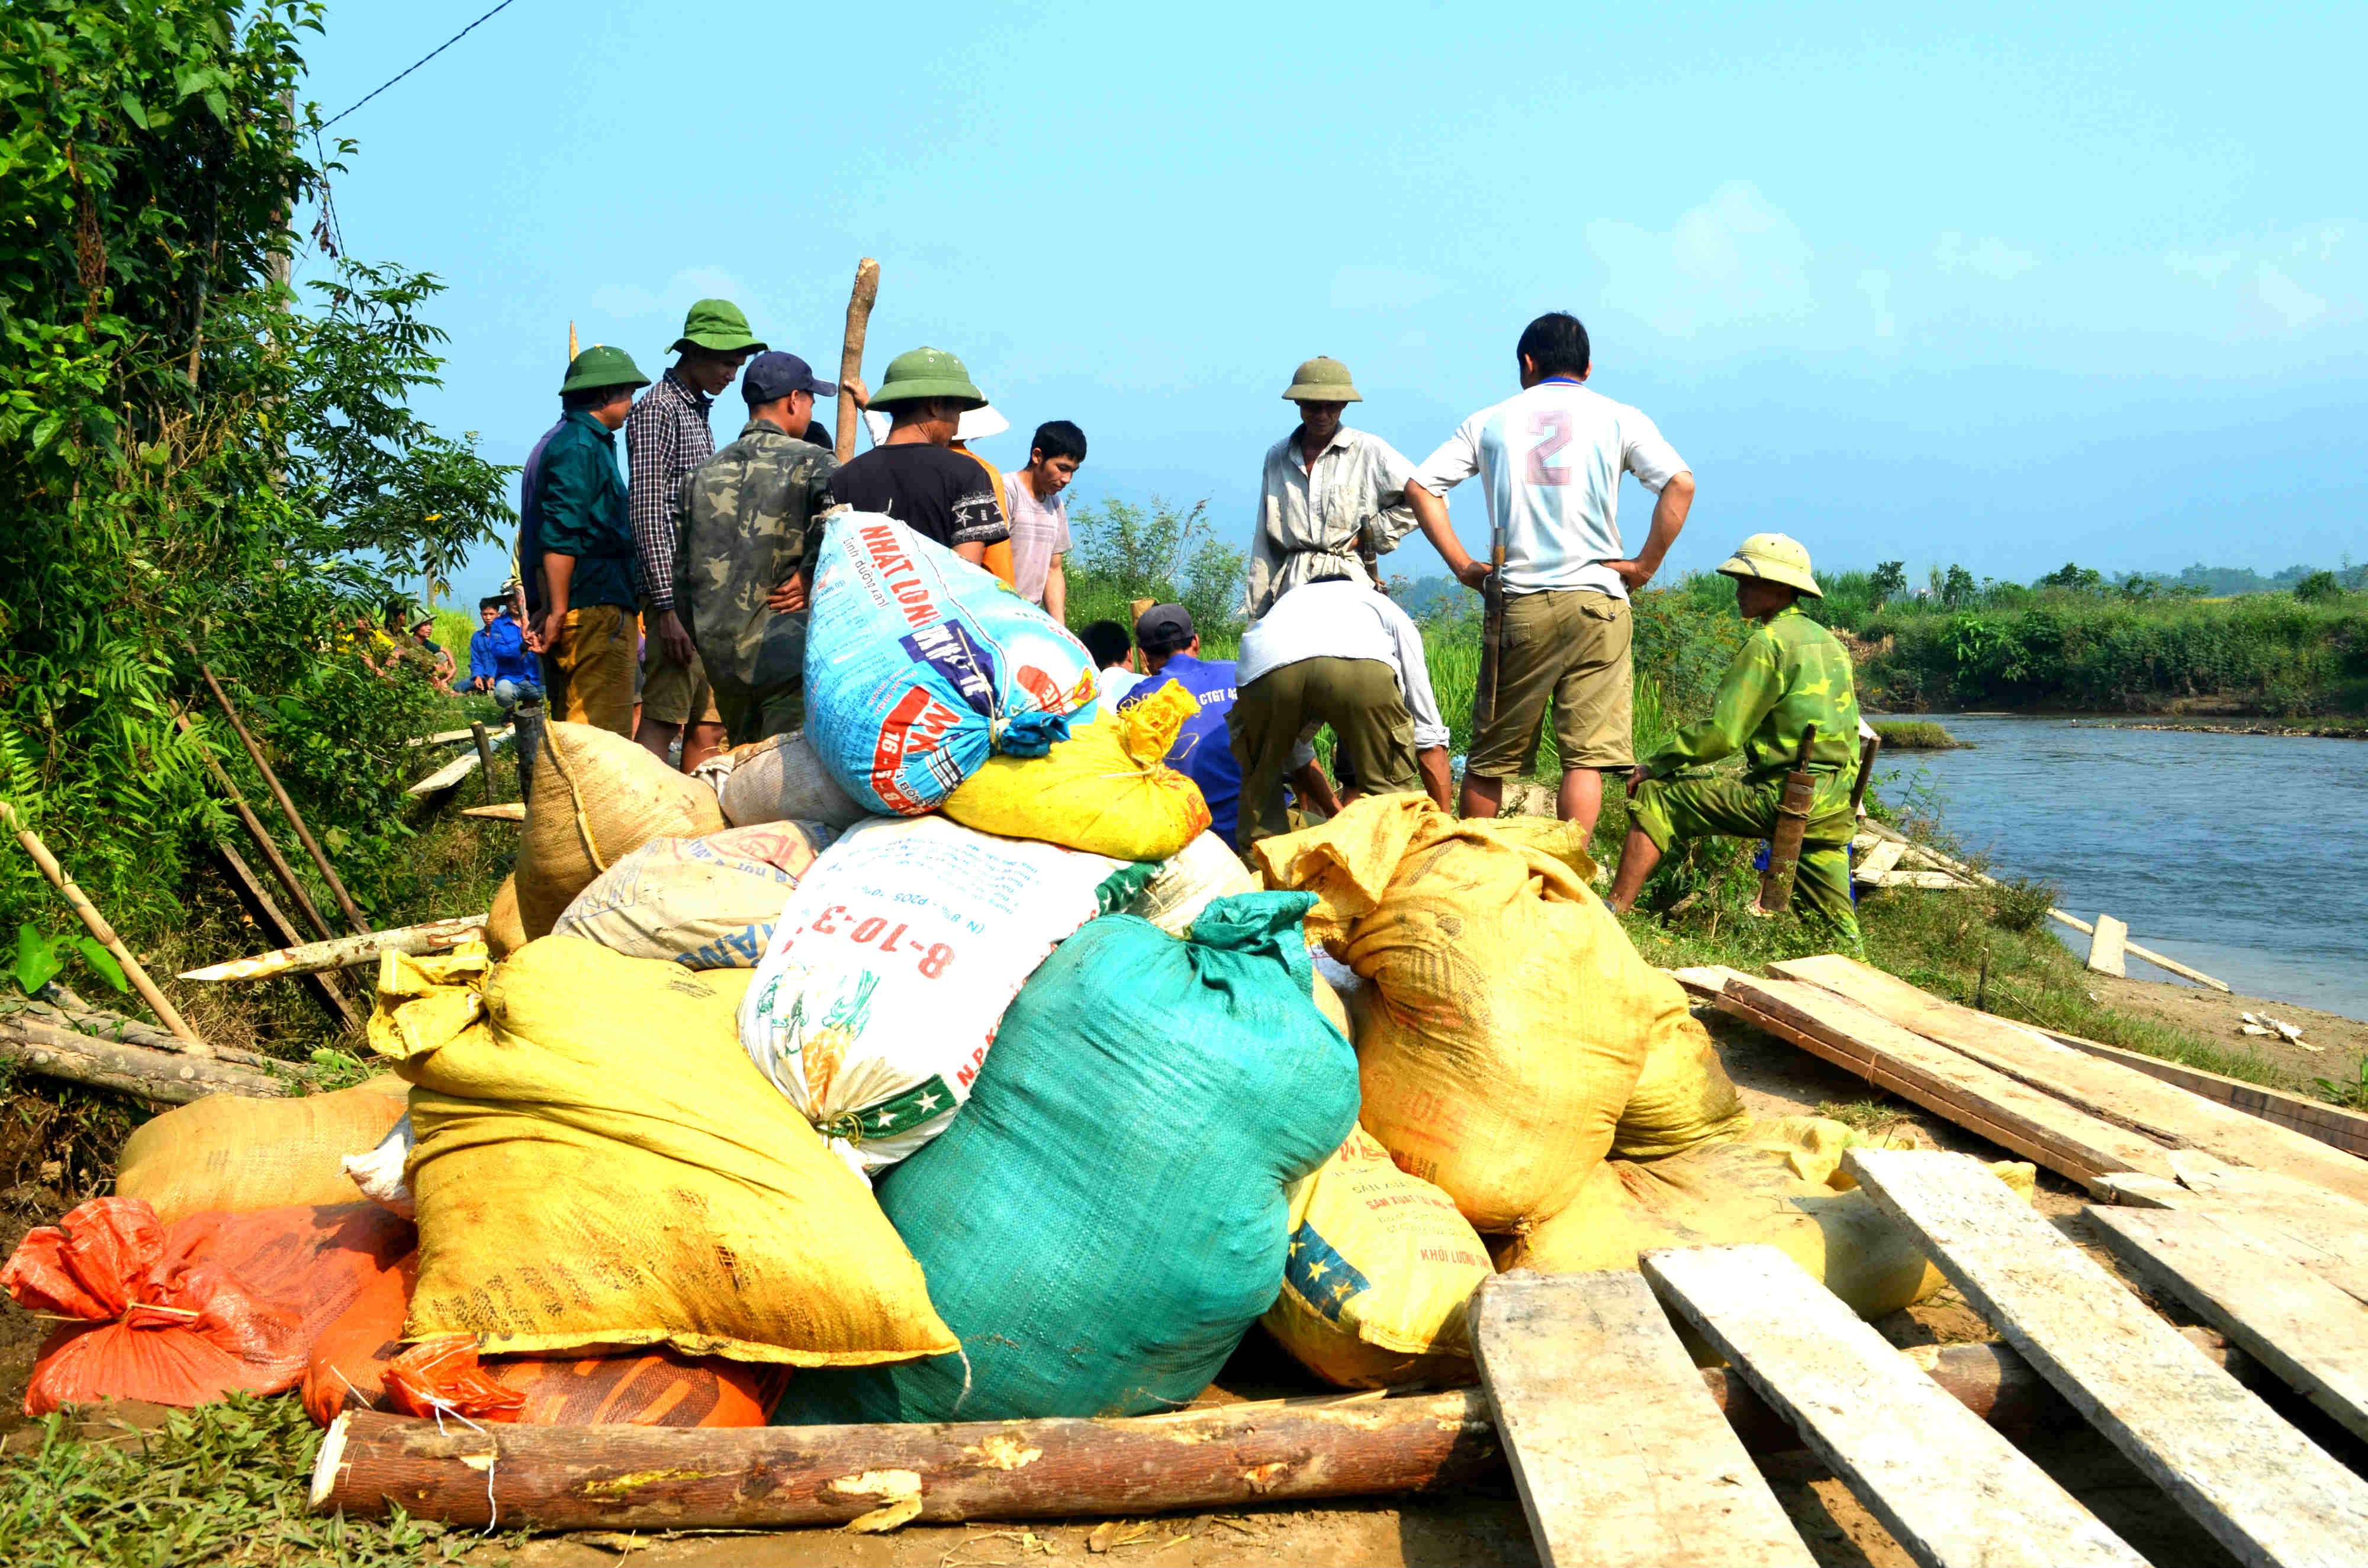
<box><xmin>1413</xmin><ymin>381</ymin><xmax>1687</xmax><ymax>598</ymax></box>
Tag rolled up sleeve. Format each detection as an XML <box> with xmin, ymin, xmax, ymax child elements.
<box><xmin>1374</xmin><ymin>595</ymin><xmax>1451</xmax><ymax>751</ymax></box>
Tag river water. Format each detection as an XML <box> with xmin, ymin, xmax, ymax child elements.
<box><xmin>1877</xmin><ymin>717</ymin><xmax>2368</xmax><ymax>1020</ymax></box>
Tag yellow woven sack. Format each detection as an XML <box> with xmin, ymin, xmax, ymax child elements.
<box><xmin>485</xmin><ymin>874</ymin><xmax>525</xmax><ymax>956</ymax></box>
<box><xmin>1263</xmin><ymin>1128</ymin><xmax>1491</xmax><ymax>1388</ymax></box>
<box><xmin>377</xmin><ymin>935</ymin><xmax>957</xmax><ymax>1366</ymax></box>
<box><xmin>1610</xmin><ymin>988</ymin><xmax>1750</xmax><ymax>1159</ymax></box>
<box><xmin>1253</xmin><ymin>794</ymin><xmax>1653</xmax><ymax>1232</ymax></box>
<box><xmin>114</xmin><ymin>1076</ymin><xmax>411</xmax><ymax>1224</ymax></box>
<box><xmin>516</xmin><ymin>721</ymin><xmax>728</xmax><ymax>939</ymax></box>
<box><xmin>940</xmin><ymin>682</ymin><xmax>1211</xmax><ymax>862</ymax></box>
<box><xmin>1500</xmin><ymin>1118</ymin><xmax>2038</xmax><ymax>1345</ymax></box>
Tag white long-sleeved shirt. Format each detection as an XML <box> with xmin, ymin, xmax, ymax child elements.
<box><xmin>1237</xmin><ymin>579</ymin><xmax>1450</xmax><ymax>762</ymax></box>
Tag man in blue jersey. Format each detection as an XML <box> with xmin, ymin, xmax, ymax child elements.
<box><xmin>1121</xmin><ymin>604</ymin><xmax>1244</xmax><ymax>847</ymax></box>
<box><xmin>1405</xmin><ymin>313</ymin><xmax>1695</xmax><ymax>836</ymax></box>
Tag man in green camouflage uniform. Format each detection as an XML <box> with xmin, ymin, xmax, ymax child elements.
<box><xmin>676</xmin><ymin>350</ymin><xmax>845</xmax><ymax>745</ymax></box>
<box><xmin>1607</xmin><ymin>533</ymin><xmax>1864</xmax><ymax>946</ymax></box>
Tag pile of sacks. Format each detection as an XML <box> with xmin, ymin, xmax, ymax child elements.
<box><xmin>2</xmin><ymin>513</ymin><xmax>2023</xmax><ymax>1428</ymax></box>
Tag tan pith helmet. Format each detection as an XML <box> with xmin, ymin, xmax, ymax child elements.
<box><xmin>1282</xmin><ymin>356</ymin><xmax>1362</xmax><ymax>403</ymax></box>
<box><xmin>1716</xmin><ymin>533</ymin><xmax>1823</xmax><ymax>598</ymax></box>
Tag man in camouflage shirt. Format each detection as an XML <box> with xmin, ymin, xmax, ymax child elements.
<box><xmin>675</xmin><ymin>350</ymin><xmax>845</xmax><ymax>745</ymax></box>
<box><xmin>1607</xmin><ymin>533</ymin><xmax>1866</xmax><ymax>946</ymax></box>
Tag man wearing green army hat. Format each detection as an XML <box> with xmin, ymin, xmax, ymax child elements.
<box><xmin>1243</xmin><ymin>356</ymin><xmax>1422</xmax><ymax>621</ymax></box>
<box><xmin>523</xmin><ymin>344</ymin><xmax>650</xmax><ymax>737</ymax></box>
<box><xmin>1607</xmin><ymin>533</ymin><xmax>1867</xmax><ymax>948</ymax></box>
<box><xmin>824</xmin><ymin>346</ymin><xmax>1009</xmax><ymax>562</ymax></box>
<box><xmin>630</xmin><ymin>298</ymin><xmax>765</xmax><ymax>773</ymax></box>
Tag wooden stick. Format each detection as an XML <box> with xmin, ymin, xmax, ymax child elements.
<box><xmin>0</xmin><ymin>1015</ymin><xmax>286</xmax><ymax>1102</ymax></box>
<box><xmin>193</xmin><ymin>660</ymin><xmax>366</xmax><ymax>933</ymax></box>
<box><xmin>179</xmin><ymin>915</ymin><xmax>487</xmax><ymax>983</ymax></box>
<box><xmin>312</xmin><ymin>1332</ymin><xmax>2246</xmax><ymax>1532</ymax></box>
<box><xmin>834</xmin><ymin>258</ymin><xmax>880</xmax><ymax>463</ymax></box>
<box><xmin>175</xmin><ymin>710</ymin><xmax>337</xmax><ymax>942</ymax></box>
<box><xmin>208</xmin><ymin>838</ymin><xmax>363</xmax><ymax>1032</ymax></box>
<box><xmin>469</xmin><ymin>722</ymin><xmax>498</xmax><ymax>804</ymax></box>
<box><xmin>0</xmin><ymin>803</ymin><xmax>209</xmax><ymax>1054</ymax></box>
<box><xmin>15</xmin><ymin>991</ymin><xmax>279</xmax><ymax>1071</ymax></box>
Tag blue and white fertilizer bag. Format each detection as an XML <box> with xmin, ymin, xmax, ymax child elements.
<box><xmin>804</xmin><ymin>512</ymin><xmax>1100</xmax><ymax>816</ymax></box>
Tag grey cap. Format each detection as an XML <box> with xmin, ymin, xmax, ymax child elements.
<box><xmin>1134</xmin><ymin>603</ymin><xmax>1195</xmax><ymax>653</ymax></box>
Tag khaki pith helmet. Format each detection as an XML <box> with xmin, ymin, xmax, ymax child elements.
<box><xmin>1282</xmin><ymin>356</ymin><xmax>1362</xmax><ymax>403</ymax></box>
<box><xmin>1716</xmin><ymin>533</ymin><xmax>1823</xmax><ymax>598</ymax></box>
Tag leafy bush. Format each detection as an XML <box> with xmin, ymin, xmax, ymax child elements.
<box><xmin>1065</xmin><ymin>496</ymin><xmax>1246</xmax><ymax>648</ymax></box>
<box><xmin>1985</xmin><ymin>874</ymin><xmax>2058</xmax><ymax>934</ymax></box>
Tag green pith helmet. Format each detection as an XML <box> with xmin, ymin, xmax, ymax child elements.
<box><xmin>559</xmin><ymin>344</ymin><xmax>651</xmax><ymax>396</ymax></box>
<box><xmin>1717</xmin><ymin>533</ymin><xmax>1824</xmax><ymax>598</ymax></box>
<box><xmin>671</xmin><ymin>298</ymin><xmax>766</xmax><ymax>355</ymax></box>
<box><xmin>869</xmin><ymin>346</ymin><xmax>986</xmax><ymax>410</ymax></box>
<box><xmin>1282</xmin><ymin>356</ymin><xmax>1362</xmax><ymax>403</ymax></box>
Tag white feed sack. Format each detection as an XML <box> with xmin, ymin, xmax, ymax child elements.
<box><xmin>695</xmin><ymin>730</ymin><xmax>867</xmax><ymax>831</ymax></box>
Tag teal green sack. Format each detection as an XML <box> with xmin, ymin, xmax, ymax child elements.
<box><xmin>774</xmin><ymin>892</ymin><xmax>1360</xmax><ymax>1423</ymax></box>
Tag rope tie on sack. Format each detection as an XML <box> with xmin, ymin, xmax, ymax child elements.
<box><xmin>539</xmin><ymin>731</ymin><xmax>607</xmax><ymax>874</ymax></box>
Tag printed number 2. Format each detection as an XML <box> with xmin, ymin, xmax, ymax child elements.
<box><xmin>1524</xmin><ymin>410</ymin><xmax>1573</xmax><ymax>486</ymax></box>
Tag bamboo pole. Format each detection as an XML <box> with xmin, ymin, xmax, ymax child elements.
<box><xmin>0</xmin><ymin>803</ymin><xmax>210</xmax><ymax>1054</ymax></box>
<box><xmin>192</xmin><ymin>660</ymin><xmax>366</xmax><ymax>932</ymax></box>
<box><xmin>174</xmin><ymin>710</ymin><xmax>337</xmax><ymax>942</ymax></box>
<box><xmin>179</xmin><ymin>915</ymin><xmax>487</xmax><ymax>983</ymax></box>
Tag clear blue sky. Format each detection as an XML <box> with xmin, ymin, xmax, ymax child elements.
<box><xmin>289</xmin><ymin>1</ymin><xmax>2367</xmax><ymax>606</ymax></box>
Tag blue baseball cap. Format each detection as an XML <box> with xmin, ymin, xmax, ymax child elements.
<box><xmin>742</xmin><ymin>350</ymin><xmax>838</xmax><ymax>404</ymax></box>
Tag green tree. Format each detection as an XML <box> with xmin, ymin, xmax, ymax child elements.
<box><xmin>2295</xmin><ymin>571</ymin><xmax>2346</xmax><ymax>604</ymax></box>
<box><xmin>2037</xmin><ymin>562</ymin><xmax>2105</xmax><ymax>594</ymax></box>
<box><xmin>1941</xmin><ymin>564</ymin><xmax>1978</xmax><ymax>607</ymax></box>
<box><xmin>1066</xmin><ymin>497</ymin><xmax>1247</xmax><ymax>642</ymax></box>
<box><xmin>1868</xmin><ymin>560</ymin><xmax>1907</xmax><ymax>606</ymax></box>
<box><xmin>1</xmin><ymin>1</ymin><xmax>510</xmax><ymax>931</ymax></box>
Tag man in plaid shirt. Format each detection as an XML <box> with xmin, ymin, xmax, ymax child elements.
<box><xmin>629</xmin><ymin>298</ymin><xmax>765</xmax><ymax>771</ymax></box>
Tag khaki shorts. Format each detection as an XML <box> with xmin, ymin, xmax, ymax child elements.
<box><xmin>638</xmin><ymin>600</ymin><xmax>723</xmax><ymax>727</ymax></box>
<box><xmin>1469</xmin><ymin>588</ymin><xmax>1633</xmax><ymax>778</ymax></box>
<box><xmin>543</xmin><ymin>604</ymin><xmax>637</xmax><ymax>737</ymax></box>
<box><xmin>1229</xmin><ymin>656</ymin><xmax>1420</xmax><ymax>850</ymax></box>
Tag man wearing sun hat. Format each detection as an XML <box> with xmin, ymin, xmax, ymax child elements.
<box><xmin>630</xmin><ymin>298</ymin><xmax>765</xmax><ymax>771</ymax></box>
<box><xmin>825</xmin><ymin>347</ymin><xmax>1008</xmax><ymax>563</ymax></box>
<box><xmin>1606</xmin><ymin>533</ymin><xmax>1865</xmax><ymax>945</ymax></box>
<box><xmin>1242</xmin><ymin>356</ymin><xmax>1421</xmax><ymax>620</ymax></box>
<box><xmin>526</xmin><ymin>344</ymin><xmax>650</xmax><ymax>736</ymax></box>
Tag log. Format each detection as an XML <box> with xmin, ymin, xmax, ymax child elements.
<box><xmin>833</xmin><ymin>259</ymin><xmax>880</xmax><ymax>463</ymax></box>
<box><xmin>0</xmin><ymin>1016</ymin><xmax>291</xmax><ymax>1103</ymax></box>
<box><xmin>313</xmin><ymin>1335</ymin><xmax>2247</xmax><ymax>1532</ymax></box>
<box><xmin>179</xmin><ymin>915</ymin><xmax>489</xmax><ymax>983</ymax></box>
<box><xmin>461</xmin><ymin>803</ymin><xmax>526</xmax><ymax>822</ymax></box>
<box><xmin>19</xmin><ymin>991</ymin><xmax>280</xmax><ymax>1073</ymax></box>
<box><xmin>470</xmin><ymin>722</ymin><xmax>499</xmax><ymax>804</ymax></box>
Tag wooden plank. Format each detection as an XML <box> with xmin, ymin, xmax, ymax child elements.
<box><xmin>2046</xmin><ymin>909</ymin><xmax>2231</xmax><ymax>990</ymax></box>
<box><xmin>1848</xmin><ymin>1147</ymin><xmax>2368</xmax><ymax>1568</ymax></box>
<box><xmin>1852</xmin><ymin>838</ymin><xmax>1906</xmax><ymax>883</ymax></box>
<box><xmin>1666</xmin><ymin>964</ymin><xmax>1742</xmax><ymax>1004</ymax></box>
<box><xmin>1470</xmin><ymin>1271</ymin><xmax>1813</xmax><ymax>1568</ymax></box>
<box><xmin>1645</xmin><ymin>1245</ymin><xmax>2141</xmax><ymax>1568</ymax></box>
<box><xmin>1869</xmin><ymin>869</ymin><xmax>1968</xmax><ymax>890</ymax></box>
<box><xmin>2046</xmin><ymin>1028</ymin><xmax>2368</xmax><ymax>1159</ymax></box>
<box><xmin>408</xmin><ymin>748</ymin><xmax>482</xmax><ymax>796</ymax></box>
<box><xmin>2087</xmin><ymin>914</ymin><xmax>2129</xmax><ymax>977</ymax></box>
<box><xmin>2086</xmin><ymin>1205</ymin><xmax>2368</xmax><ymax>1443</ymax></box>
<box><xmin>407</xmin><ymin>724</ymin><xmax>511</xmax><ymax>748</ymax></box>
<box><xmin>461</xmin><ymin>802</ymin><xmax>526</xmax><ymax>822</ymax></box>
<box><xmin>1713</xmin><ymin>973</ymin><xmax>2176</xmax><ymax>1189</ymax></box>
<box><xmin>2099</xmin><ymin>1169</ymin><xmax>2368</xmax><ymax>1308</ymax></box>
<box><xmin>1769</xmin><ymin>955</ymin><xmax>2368</xmax><ymax>1206</ymax></box>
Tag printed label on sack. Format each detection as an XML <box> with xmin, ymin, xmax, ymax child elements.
<box><xmin>902</xmin><ymin>620</ymin><xmax>998</xmax><ymax>717</ymax></box>
<box><xmin>1285</xmin><ymin>1223</ymin><xmax>1372</xmax><ymax>1323</ymax></box>
<box><xmin>870</xmin><ymin>688</ymin><xmax>971</xmax><ymax>814</ymax></box>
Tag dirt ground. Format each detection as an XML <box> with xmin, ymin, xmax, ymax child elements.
<box><xmin>2084</xmin><ymin>971</ymin><xmax>2368</xmax><ymax>1080</ymax></box>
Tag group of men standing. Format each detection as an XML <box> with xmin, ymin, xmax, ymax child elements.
<box><xmin>513</xmin><ymin>300</ymin><xmax>1864</xmax><ymax>942</ymax></box>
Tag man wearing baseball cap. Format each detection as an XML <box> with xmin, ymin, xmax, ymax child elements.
<box><xmin>825</xmin><ymin>347</ymin><xmax>1008</xmax><ymax>562</ymax></box>
<box><xmin>630</xmin><ymin>298</ymin><xmax>765</xmax><ymax>772</ymax></box>
<box><xmin>1607</xmin><ymin>533</ymin><xmax>1865</xmax><ymax>946</ymax></box>
<box><xmin>526</xmin><ymin>344</ymin><xmax>649</xmax><ymax>735</ymax></box>
<box><xmin>1122</xmin><ymin>604</ymin><xmax>1244</xmax><ymax>847</ymax></box>
<box><xmin>675</xmin><ymin>350</ymin><xmax>845</xmax><ymax>745</ymax></box>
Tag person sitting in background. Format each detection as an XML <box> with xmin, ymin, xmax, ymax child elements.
<box><xmin>1121</xmin><ymin>604</ymin><xmax>1243</xmax><ymax>846</ymax></box>
<box><xmin>1006</xmin><ymin>420</ymin><xmax>1086</xmax><ymax>618</ymax></box>
<box><xmin>1607</xmin><ymin>533</ymin><xmax>1864</xmax><ymax>947</ymax></box>
<box><xmin>467</xmin><ymin>595</ymin><xmax>541</xmax><ymax>717</ymax></box>
<box><xmin>404</xmin><ymin>614</ymin><xmax>454</xmax><ymax>693</ymax></box>
<box><xmin>1080</xmin><ymin>619</ymin><xmax>1142</xmax><ymax>708</ymax></box>
<box><xmin>1228</xmin><ymin>577</ymin><xmax>1451</xmax><ymax>850</ymax></box>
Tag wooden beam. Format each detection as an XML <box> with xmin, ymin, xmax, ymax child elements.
<box><xmin>2045</xmin><ymin>909</ymin><xmax>2229</xmax><ymax>991</ymax></box>
<box><xmin>207</xmin><ymin>838</ymin><xmax>363</xmax><ymax>1032</ymax></box>
<box><xmin>1769</xmin><ymin>955</ymin><xmax>2368</xmax><ymax>1207</ymax></box>
<box><xmin>1710</xmin><ymin>971</ymin><xmax>2177</xmax><ymax>1189</ymax></box>
<box><xmin>1851</xmin><ymin>838</ymin><xmax>1906</xmax><ymax>883</ymax></box>
<box><xmin>179</xmin><ymin>915</ymin><xmax>488</xmax><ymax>983</ymax></box>
<box><xmin>1868</xmin><ymin>869</ymin><xmax>1971</xmax><ymax>890</ymax></box>
<box><xmin>461</xmin><ymin>803</ymin><xmax>526</xmax><ymax>822</ymax></box>
<box><xmin>2086</xmin><ymin>915</ymin><xmax>2129</xmax><ymax>977</ymax></box>
<box><xmin>407</xmin><ymin>733</ymin><xmax>509</xmax><ymax>797</ymax></box>
<box><xmin>2043</xmin><ymin>1027</ymin><xmax>2368</xmax><ymax>1160</ymax></box>
<box><xmin>2098</xmin><ymin>1169</ymin><xmax>2368</xmax><ymax>1308</ymax></box>
<box><xmin>0</xmin><ymin>1016</ymin><xmax>290</xmax><ymax>1103</ymax></box>
<box><xmin>2086</xmin><ymin>1205</ymin><xmax>2368</xmax><ymax>1444</ymax></box>
<box><xmin>1471</xmin><ymin>1271</ymin><xmax>1813</xmax><ymax>1568</ymax></box>
<box><xmin>1849</xmin><ymin>1147</ymin><xmax>2368</xmax><ymax>1568</ymax></box>
<box><xmin>1646</xmin><ymin>1245</ymin><xmax>2142</xmax><ymax>1568</ymax></box>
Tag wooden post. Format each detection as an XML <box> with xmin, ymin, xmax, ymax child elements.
<box><xmin>513</xmin><ymin>702</ymin><xmax>545</xmax><ymax>808</ymax></box>
<box><xmin>1128</xmin><ymin>597</ymin><xmax>1154</xmax><ymax>672</ymax></box>
<box><xmin>192</xmin><ymin>660</ymin><xmax>367</xmax><ymax>932</ymax></box>
<box><xmin>834</xmin><ymin>259</ymin><xmax>880</xmax><ymax>463</ymax></box>
<box><xmin>175</xmin><ymin>710</ymin><xmax>337</xmax><ymax>942</ymax></box>
<box><xmin>0</xmin><ymin>803</ymin><xmax>210</xmax><ymax>1054</ymax></box>
<box><xmin>469</xmin><ymin>722</ymin><xmax>498</xmax><ymax>803</ymax></box>
<box><xmin>2085</xmin><ymin>914</ymin><xmax>2129</xmax><ymax>978</ymax></box>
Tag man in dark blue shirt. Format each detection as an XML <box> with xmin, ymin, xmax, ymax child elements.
<box><xmin>466</xmin><ymin>595</ymin><xmax>541</xmax><ymax>718</ymax></box>
<box><xmin>1120</xmin><ymin>604</ymin><xmax>1243</xmax><ymax>846</ymax></box>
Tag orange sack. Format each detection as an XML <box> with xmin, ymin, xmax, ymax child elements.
<box><xmin>303</xmin><ymin>1254</ymin><xmax>787</xmax><ymax>1429</ymax></box>
<box><xmin>1</xmin><ymin>1198</ymin><xmax>413</xmax><ymax>1416</ymax></box>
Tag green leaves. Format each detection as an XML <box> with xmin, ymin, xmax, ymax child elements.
<box><xmin>10</xmin><ymin>926</ymin><xmax>130</xmax><ymax>996</ymax></box>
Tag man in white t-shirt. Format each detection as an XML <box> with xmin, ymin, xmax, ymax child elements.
<box><xmin>1004</xmin><ymin>420</ymin><xmax>1085</xmax><ymax>619</ymax></box>
<box><xmin>1405</xmin><ymin>312</ymin><xmax>1695</xmax><ymax>834</ymax></box>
